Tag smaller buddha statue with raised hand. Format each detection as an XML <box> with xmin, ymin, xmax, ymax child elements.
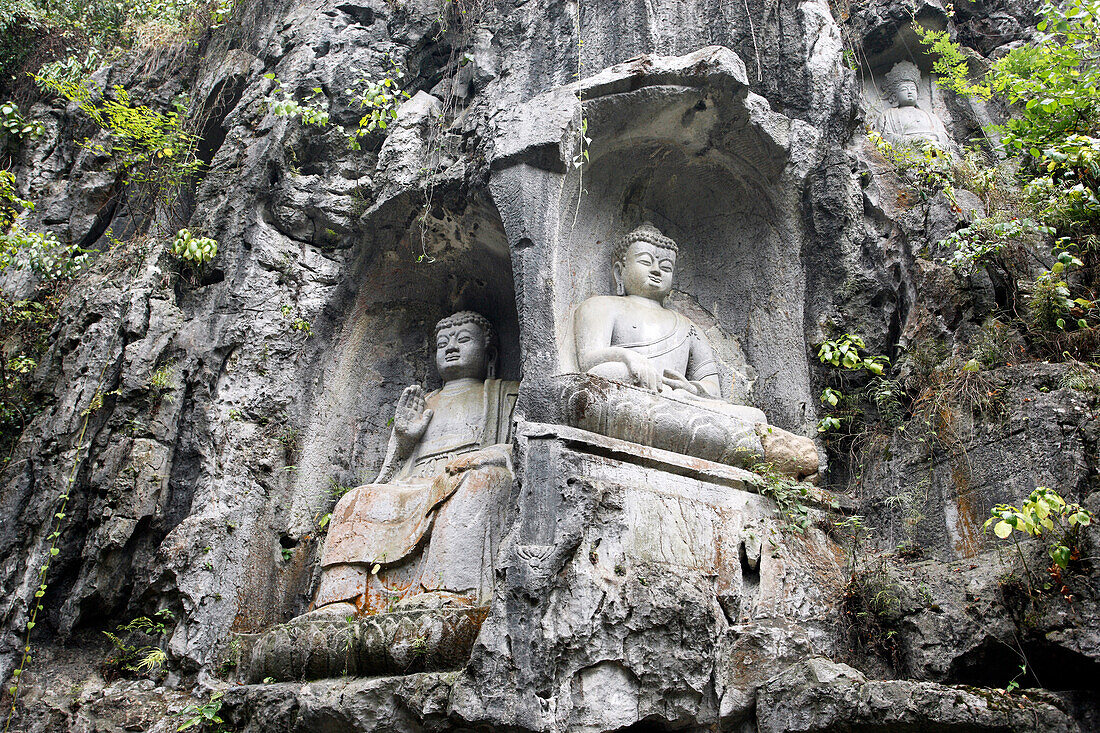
<box><xmin>310</xmin><ymin>310</ymin><xmax>518</xmax><ymax>617</ymax></box>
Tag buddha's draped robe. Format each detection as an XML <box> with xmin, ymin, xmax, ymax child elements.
<box><xmin>614</xmin><ymin>311</ymin><xmax>720</xmax><ymax>386</ymax></box>
<box><xmin>315</xmin><ymin>378</ymin><xmax>519</xmax><ymax>611</ymax></box>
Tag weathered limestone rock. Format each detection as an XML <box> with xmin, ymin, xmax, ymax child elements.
<box><xmin>757</xmin><ymin>657</ymin><xmax>1080</xmax><ymax>733</ymax></box>
<box><xmin>3</xmin><ymin>0</ymin><xmax>1098</xmax><ymax>728</ymax></box>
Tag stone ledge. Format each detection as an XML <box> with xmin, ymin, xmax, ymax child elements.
<box><xmin>519</xmin><ymin>420</ymin><xmax>852</xmax><ymax>512</ymax></box>
<box><xmin>233</xmin><ymin>606</ymin><xmax>489</xmax><ymax>683</ymax></box>
<box><xmin>757</xmin><ymin>658</ymin><xmax>1079</xmax><ymax>733</ymax></box>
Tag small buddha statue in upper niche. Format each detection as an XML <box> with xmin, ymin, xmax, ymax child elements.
<box><xmin>310</xmin><ymin>311</ymin><xmax>518</xmax><ymax>617</ymax></box>
<box><xmin>572</xmin><ymin>222</ymin><xmax>819</xmax><ymax>481</ymax></box>
<box><xmin>878</xmin><ymin>60</ymin><xmax>950</xmax><ymax>148</ymax></box>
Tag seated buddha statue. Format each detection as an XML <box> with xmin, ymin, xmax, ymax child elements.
<box><xmin>310</xmin><ymin>311</ymin><xmax>519</xmax><ymax>617</ymax></box>
<box><xmin>573</xmin><ymin>223</ymin><xmax>819</xmax><ymax>481</ymax></box>
<box><xmin>877</xmin><ymin>60</ymin><xmax>950</xmax><ymax>148</ymax></box>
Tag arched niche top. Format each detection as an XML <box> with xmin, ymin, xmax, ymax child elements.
<box><xmin>349</xmin><ymin>195</ymin><xmax>521</xmax><ymax>383</ymax></box>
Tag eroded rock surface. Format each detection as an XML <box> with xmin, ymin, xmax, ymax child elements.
<box><xmin>2</xmin><ymin>0</ymin><xmax>1098</xmax><ymax>731</ymax></box>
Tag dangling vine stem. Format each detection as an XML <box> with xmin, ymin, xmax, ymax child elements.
<box><xmin>570</xmin><ymin>0</ymin><xmax>590</xmax><ymax>228</ymax></box>
<box><xmin>4</xmin><ymin>356</ymin><xmax>111</xmax><ymax>730</ymax></box>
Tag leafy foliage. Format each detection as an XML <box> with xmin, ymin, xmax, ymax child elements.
<box><xmin>1</xmin><ymin>0</ymin><xmax>232</xmax><ymax>92</ymax></box>
<box><xmin>102</xmin><ymin>610</ymin><xmax>175</xmax><ymax>680</ymax></box>
<box><xmin>1</xmin><ymin>100</ymin><xmax>44</xmax><ymax>149</ymax></box>
<box><xmin>752</xmin><ymin>461</ymin><xmax>813</xmax><ymax>532</ymax></box>
<box><xmin>921</xmin><ymin>1</ymin><xmax>1100</xmax><ymax>355</ymax></box>
<box><xmin>170</xmin><ymin>228</ymin><xmax>217</xmax><ymax>266</ymax></box>
<box><xmin>35</xmin><ymin>77</ymin><xmax>202</xmax><ymax>205</ymax></box>
<box><xmin>818</xmin><ymin>334</ymin><xmax>889</xmax><ymax>375</ymax></box>
<box><xmin>985</xmin><ymin>486</ymin><xmax>1092</xmax><ymax>570</ymax></box>
<box><xmin>939</xmin><ymin>217</ymin><xmax>1053</xmax><ymax>275</ymax></box>
<box><xmin>912</xmin><ymin>25</ymin><xmax>991</xmax><ymax>100</ymax></box>
<box><xmin>177</xmin><ymin>691</ymin><xmax>226</xmax><ymax>732</ymax></box>
<box><xmin>867</xmin><ymin>129</ymin><xmax>957</xmax><ymax>204</ymax></box>
<box><xmin>816</xmin><ymin>334</ymin><xmax>892</xmax><ymax>434</ymax></box>
<box><xmin>263</xmin><ymin>76</ymin><xmax>330</xmax><ymax>128</ymax></box>
<box><xmin>345</xmin><ymin>61</ymin><xmax>410</xmax><ymax>149</ymax></box>
<box><xmin>0</xmin><ymin>173</ymin><xmax>89</xmax><ymax>455</ymax></box>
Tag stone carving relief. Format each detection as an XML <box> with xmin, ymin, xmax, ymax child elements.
<box><xmin>310</xmin><ymin>310</ymin><xmax>519</xmax><ymax>617</ymax></box>
<box><xmin>875</xmin><ymin>60</ymin><xmax>951</xmax><ymax>147</ymax></box>
<box><xmin>568</xmin><ymin>223</ymin><xmax>820</xmax><ymax>480</ymax></box>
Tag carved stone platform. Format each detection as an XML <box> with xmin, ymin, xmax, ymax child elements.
<box><xmin>555</xmin><ymin>373</ymin><xmax>765</xmax><ymax>468</ymax></box>
<box><xmin>234</xmin><ymin>606</ymin><xmax>489</xmax><ymax>682</ymax></box>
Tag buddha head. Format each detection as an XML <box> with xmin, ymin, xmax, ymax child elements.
<box><xmin>612</xmin><ymin>223</ymin><xmax>679</xmax><ymax>302</ymax></box>
<box><xmin>885</xmin><ymin>61</ymin><xmax>921</xmax><ymax>108</ymax></box>
<box><xmin>434</xmin><ymin>311</ymin><xmax>497</xmax><ymax>381</ymax></box>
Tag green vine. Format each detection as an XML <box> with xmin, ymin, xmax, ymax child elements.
<box><xmin>4</xmin><ymin>362</ymin><xmax>110</xmax><ymax>729</ymax></box>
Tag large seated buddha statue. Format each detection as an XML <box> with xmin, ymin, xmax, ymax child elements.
<box><xmin>309</xmin><ymin>311</ymin><xmax>518</xmax><ymax>617</ymax></box>
<box><xmin>569</xmin><ymin>223</ymin><xmax>819</xmax><ymax>481</ymax></box>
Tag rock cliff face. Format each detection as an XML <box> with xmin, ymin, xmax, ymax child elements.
<box><xmin>2</xmin><ymin>0</ymin><xmax>1099</xmax><ymax>730</ymax></box>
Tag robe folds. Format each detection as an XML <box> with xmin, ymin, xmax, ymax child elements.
<box><xmin>314</xmin><ymin>379</ymin><xmax>518</xmax><ymax>611</ymax></box>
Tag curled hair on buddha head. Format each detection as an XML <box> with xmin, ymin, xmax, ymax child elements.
<box><xmin>611</xmin><ymin>222</ymin><xmax>679</xmax><ymax>298</ymax></box>
<box><xmin>613</xmin><ymin>222</ymin><xmax>679</xmax><ymax>266</ymax></box>
<box><xmin>434</xmin><ymin>310</ymin><xmax>496</xmax><ymax>349</ymax></box>
<box><xmin>884</xmin><ymin>60</ymin><xmax>921</xmax><ymax>101</ymax></box>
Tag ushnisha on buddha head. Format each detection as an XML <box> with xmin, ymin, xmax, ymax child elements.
<box><xmin>885</xmin><ymin>60</ymin><xmax>921</xmax><ymax>108</ymax></box>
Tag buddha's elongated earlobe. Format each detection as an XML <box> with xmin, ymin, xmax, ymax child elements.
<box><xmin>613</xmin><ymin>262</ymin><xmax>625</xmax><ymax>296</ymax></box>
<box><xmin>487</xmin><ymin>346</ymin><xmax>498</xmax><ymax>379</ymax></box>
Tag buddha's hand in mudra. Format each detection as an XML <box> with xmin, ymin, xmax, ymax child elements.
<box><xmin>393</xmin><ymin>385</ymin><xmax>434</xmax><ymax>453</ymax></box>
<box><xmin>622</xmin><ymin>353</ymin><xmax>662</xmax><ymax>392</ymax></box>
<box><xmin>659</xmin><ymin>369</ymin><xmax>705</xmax><ymax>396</ymax></box>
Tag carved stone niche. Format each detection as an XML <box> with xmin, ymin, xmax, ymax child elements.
<box><xmin>859</xmin><ymin>20</ymin><xmax>959</xmax><ymax>150</ymax></box>
<box><xmin>235</xmin><ymin>196</ymin><xmax>522</xmax><ymax>682</ymax></box>
<box><xmin>491</xmin><ymin>46</ymin><xmax>822</xmax><ymax>455</ymax></box>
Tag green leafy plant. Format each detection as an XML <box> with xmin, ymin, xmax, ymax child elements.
<box><xmin>0</xmin><ymin>226</ymin><xmax>90</xmax><ymax>280</ymax></box>
<box><xmin>752</xmin><ymin>461</ymin><xmax>812</xmax><ymax>533</ymax></box>
<box><xmin>939</xmin><ymin>217</ymin><xmax>1054</xmax><ymax>275</ymax></box>
<box><xmin>0</xmin><ymin>181</ymin><xmax>90</xmax><ymax>454</ymax></box>
<box><xmin>985</xmin><ymin>486</ymin><xmax>1092</xmax><ymax>571</ymax></box>
<box><xmin>177</xmin><ymin>691</ymin><xmax>226</xmax><ymax>732</ymax></box>
<box><xmin>263</xmin><ymin>76</ymin><xmax>330</xmax><ymax>128</ymax></box>
<box><xmin>922</xmin><ymin>2</ymin><xmax>1100</xmax><ymax>360</ymax></box>
<box><xmin>345</xmin><ymin>60</ymin><xmax>409</xmax><ymax>149</ymax></box>
<box><xmin>818</xmin><ymin>334</ymin><xmax>889</xmax><ymax>375</ymax></box>
<box><xmin>102</xmin><ymin>610</ymin><xmax>174</xmax><ymax>680</ymax></box>
<box><xmin>816</xmin><ymin>334</ymin><xmax>891</xmax><ymax>433</ymax></box>
<box><xmin>867</xmin><ymin>129</ymin><xmax>957</xmax><ymax>204</ymax></box>
<box><xmin>912</xmin><ymin>25</ymin><xmax>992</xmax><ymax>100</ymax></box>
<box><xmin>170</xmin><ymin>228</ymin><xmax>217</xmax><ymax>266</ymax></box>
<box><xmin>3</xmin><ymin>0</ymin><xmax>231</xmax><ymax>93</ymax></box>
<box><xmin>35</xmin><ymin>78</ymin><xmax>202</xmax><ymax>204</ymax></box>
<box><xmin>280</xmin><ymin>303</ymin><xmax>312</xmax><ymax>335</ymax></box>
<box><xmin>1</xmin><ymin>101</ymin><xmax>44</xmax><ymax>147</ymax></box>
